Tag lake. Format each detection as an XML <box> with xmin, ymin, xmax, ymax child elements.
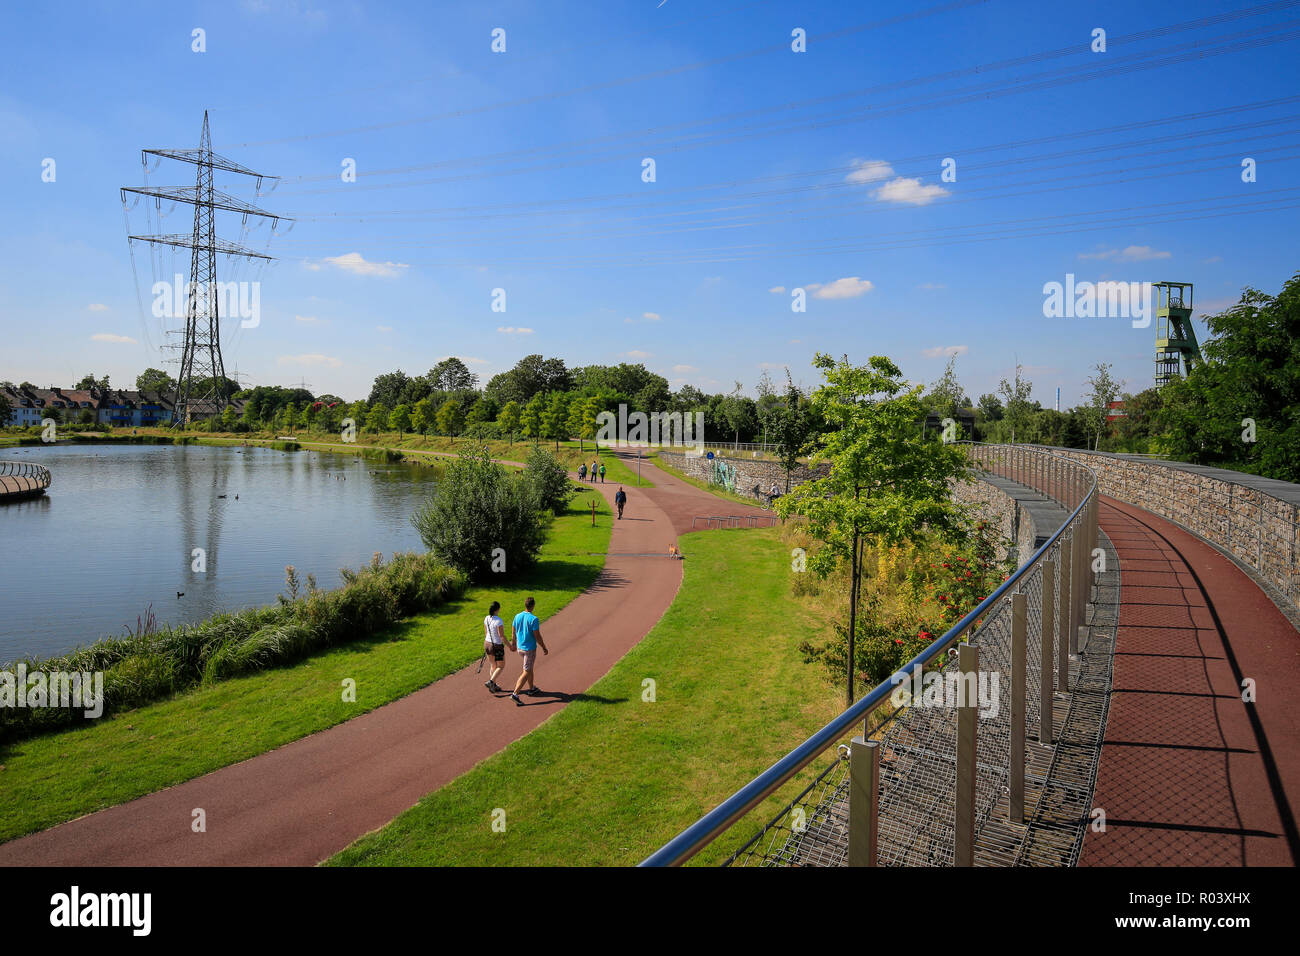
<box><xmin>0</xmin><ymin>443</ymin><xmax>441</xmax><ymax>662</ymax></box>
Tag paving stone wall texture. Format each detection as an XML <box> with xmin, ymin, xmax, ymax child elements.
<box><xmin>657</xmin><ymin>451</ymin><xmax>829</xmax><ymax>494</ymax></box>
<box><xmin>1045</xmin><ymin>449</ymin><xmax>1300</xmax><ymax>612</ymax></box>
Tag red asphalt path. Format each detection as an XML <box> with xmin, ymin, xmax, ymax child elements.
<box><xmin>0</xmin><ymin>452</ymin><xmax>768</xmax><ymax>866</ymax></box>
<box><xmin>1080</xmin><ymin>497</ymin><xmax>1300</xmax><ymax>866</ymax></box>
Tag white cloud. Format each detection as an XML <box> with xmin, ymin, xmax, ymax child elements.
<box><xmin>321</xmin><ymin>252</ymin><xmax>409</xmax><ymax>277</ymax></box>
<box><xmin>845</xmin><ymin>159</ymin><xmax>895</xmax><ymax>184</ymax></box>
<box><xmin>91</xmin><ymin>332</ymin><xmax>136</xmax><ymax>344</ymax></box>
<box><xmin>672</xmin><ymin>364</ymin><xmax>698</xmax><ymax>373</ymax></box>
<box><xmin>376</xmin><ymin>325</ymin><xmax>393</xmax><ymax>332</ymax></box>
<box><xmin>624</xmin><ymin>350</ymin><xmax>653</xmax><ymax>359</ymax></box>
<box><xmin>768</xmin><ymin>286</ymin><xmax>786</xmax><ymax>294</ymax></box>
<box><xmin>788</xmin><ymin>339</ymin><xmax>801</xmax><ymax>344</ymax></box>
<box><xmin>294</xmin><ymin>314</ymin><xmax>321</xmax><ymax>324</ymax></box>
<box><xmin>917</xmin><ymin>282</ymin><xmax>946</xmax><ymax>290</ymax></box>
<box><xmin>922</xmin><ymin>345</ymin><xmax>969</xmax><ymax>359</ymax></box>
<box><xmin>643</xmin><ymin>312</ymin><xmax>661</xmax><ymax>321</ymax></box>
<box><xmin>497</xmin><ymin>326</ymin><xmax>533</xmax><ymax>335</ymax></box>
<box><xmin>1078</xmin><ymin>244</ymin><xmax>1171</xmax><ymax>262</ymax></box>
<box><xmin>303</xmin><ymin>262</ymin><xmax>323</xmax><ymax>272</ymax></box>
<box><xmin>808</xmin><ymin>276</ymin><xmax>874</xmax><ymax>300</ymax></box>
<box><xmin>874</xmin><ymin>177</ymin><xmax>949</xmax><ymax>205</ymax></box>
<box><xmin>1202</xmin><ymin>255</ymin><xmax>1223</xmax><ymax>264</ymax></box>
<box><xmin>758</xmin><ymin>362</ymin><xmax>785</xmax><ymax>370</ymax></box>
<box><xmin>87</xmin><ymin>303</ymin><xmax>109</xmax><ymax>312</ymax></box>
<box><xmin>277</xmin><ymin>353</ymin><xmax>342</xmax><ymax>368</ymax></box>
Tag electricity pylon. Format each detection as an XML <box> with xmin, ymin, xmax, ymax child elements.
<box><xmin>122</xmin><ymin>111</ymin><xmax>287</xmax><ymax>426</ymax></box>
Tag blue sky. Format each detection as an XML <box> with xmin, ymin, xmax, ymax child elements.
<box><xmin>2</xmin><ymin>0</ymin><xmax>1297</xmax><ymax>406</ymax></box>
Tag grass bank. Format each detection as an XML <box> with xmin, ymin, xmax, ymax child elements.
<box><xmin>0</xmin><ymin>494</ymin><xmax>614</xmax><ymax>844</ymax></box>
<box><xmin>328</xmin><ymin>524</ymin><xmax>839</xmax><ymax>867</ymax></box>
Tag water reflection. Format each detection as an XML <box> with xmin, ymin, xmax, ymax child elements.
<box><xmin>0</xmin><ymin>444</ymin><xmax>439</xmax><ymax>662</ymax></box>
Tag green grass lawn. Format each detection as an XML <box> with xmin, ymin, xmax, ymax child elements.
<box><xmin>0</xmin><ymin>493</ymin><xmax>614</xmax><ymax>844</ymax></box>
<box><xmin>328</xmin><ymin>525</ymin><xmax>840</xmax><ymax>867</ymax></box>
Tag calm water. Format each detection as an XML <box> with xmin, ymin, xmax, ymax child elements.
<box><xmin>0</xmin><ymin>443</ymin><xmax>440</xmax><ymax>662</ymax></box>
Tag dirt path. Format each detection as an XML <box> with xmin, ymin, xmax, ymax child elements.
<box><xmin>0</xmin><ymin>452</ymin><xmax>767</xmax><ymax>866</ymax></box>
<box><xmin>1080</xmin><ymin>497</ymin><xmax>1300</xmax><ymax>866</ymax></box>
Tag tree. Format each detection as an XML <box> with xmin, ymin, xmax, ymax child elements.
<box><xmin>722</xmin><ymin>381</ymin><xmax>757</xmax><ymax>446</ymax></box>
<box><xmin>772</xmin><ymin>373</ymin><xmax>812</xmax><ymax>492</ymax></box>
<box><xmin>1157</xmin><ymin>274</ymin><xmax>1300</xmax><ymax>481</ymax></box>
<box><xmin>567</xmin><ymin>393</ymin><xmax>601</xmax><ymax>451</ymax></box>
<box><xmin>521</xmin><ymin>395</ymin><xmax>545</xmax><ymax>445</ymax></box>
<box><xmin>219</xmin><ymin>405</ymin><xmax>238</xmax><ymax>431</ymax></box>
<box><xmin>389</xmin><ymin>403</ymin><xmax>412</xmax><ymax>436</ymax></box>
<box><xmin>777</xmin><ymin>353</ymin><xmax>969</xmax><ymax>706</ymax></box>
<box><xmin>75</xmin><ymin>373</ymin><xmax>110</xmax><ymax>391</ymax></box>
<box><xmin>976</xmin><ymin>393</ymin><xmax>1004</xmax><ymax>422</ymax></box>
<box><xmin>485</xmin><ymin>354</ymin><xmax>571</xmax><ymax>407</ymax></box>
<box><xmin>368</xmin><ymin>370</ymin><xmax>412</xmax><ymax>408</ymax></box>
<box><xmin>0</xmin><ymin>392</ymin><xmax>12</xmax><ymax>428</ymax></box>
<box><xmin>436</xmin><ymin>398</ymin><xmax>465</xmax><ymax>441</ymax></box>
<box><xmin>366</xmin><ymin>403</ymin><xmax>390</xmax><ymax>434</ymax></box>
<box><xmin>411</xmin><ymin>398</ymin><xmax>434</xmax><ymax>436</ymax></box>
<box><xmin>412</xmin><ymin>450</ymin><xmax>547</xmax><ymax>581</ymax></box>
<box><xmin>498</xmin><ymin>400</ymin><xmax>521</xmax><ymax>444</ymax></box>
<box><xmin>427</xmin><ymin>357</ymin><xmax>479</xmax><ymax>393</ymax></box>
<box><xmin>541</xmin><ymin>391</ymin><xmax>571</xmax><ymax>451</ymax></box>
<box><xmin>522</xmin><ymin>445</ymin><xmax>572</xmax><ymax>515</ymax></box>
<box><xmin>1083</xmin><ymin>363</ymin><xmax>1124</xmax><ymax>450</ymax></box>
<box><xmin>997</xmin><ymin>363</ymin><xmax>1035</xmax><ymax>444</ymax></box>
<box><xmin>136</xmin><ymin>368</ymin><xmax>175</xmax><ymax>394</ymax></box>
<box><xmin>756</xmin><ymin>368</ymin><xmax>782</xmax><ymax>447</ymax></box>
<box><xmin>924</xmin><ymin>355</ymin><xmax>968</xmax><ymax>419</ymax></box>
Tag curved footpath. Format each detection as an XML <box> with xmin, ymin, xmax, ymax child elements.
<box><xmin>0</xmin><ymin>452</ymin><xmax>766</xmax><ymax>866</ymax></box>
<box><xmin>1081</xmin><ymin>497</ymin><xmax>1300</xmax><ymax>866</ymax></box>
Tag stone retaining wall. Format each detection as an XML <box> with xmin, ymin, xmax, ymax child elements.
<box><xmin>1045</xmin><ymin>448</ymin><xmax>1300</xmax><ymax>611</ymax></box>
<box><xmin>950</xmin><ymin>476</ymin><xmax>1038</xmax><ymax>567</ymax></box>
<box><xmin>657</xmin><ymin>451</ymin><xmax>829</xmax><ymax>494</ymax></box>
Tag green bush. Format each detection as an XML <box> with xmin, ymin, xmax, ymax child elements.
<box><xmin>0</xmin><ymin>552</ymin><xmax>466</xmax><ymax>744</ymax></box>
<box><xmin>522</xmin><ymin>445</ymin><xmax>573</xmax><ymax>516</ymax></box>
<box><xmin>412</xmin><ymin>449</ymin><xmax>547</xmax><ymax>581</ymax></box>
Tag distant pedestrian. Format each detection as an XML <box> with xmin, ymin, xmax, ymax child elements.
<box><xmin>615</xmin><ymin>486</ymin><xmax>627</xmax><ymax>519</ymax></box>
<box><xmin>578</xmin><ymin>463</ymin><xmax>587</xmax><ymax>481</ymax></box>
<box><xmin>599</xmin><ymin>463</ymin><xmax>606</xmax><ymax>483</ymax></box>
<box><xmin>510</xmin><ymin>597</ymin><xmax>549</xmax><ymax>705</ymax></box>
<box><xmin>483</xmin><ymin>600</ymin><xmax>510</xmax><ymax>693</ymax></box>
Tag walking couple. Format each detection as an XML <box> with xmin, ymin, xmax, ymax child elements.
<box><xmin>482</xmin><ymin>597</ymin><xmax>549</xmax><ymax>706</ymax></box>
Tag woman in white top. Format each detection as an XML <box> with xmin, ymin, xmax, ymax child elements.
<box><xmin>483</xmin><ymin>601</ymin><xmax>511</xmax><ymax>693</ymax></box>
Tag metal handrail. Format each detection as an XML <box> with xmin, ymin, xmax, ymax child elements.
<box><xmin>0</xmin><ymin>461</ymin><xmax>52</xmax><ymax>486</ymax></box>
<box><xmin>640</xmin><ymin>441</ymin><xmax>1097</xmax><ymax>866</ymax></box>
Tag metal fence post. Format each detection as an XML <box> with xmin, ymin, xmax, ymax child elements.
<box><xmin>955</xmin><ymin>642</ymin><xmax>979</xmax><ymax>866</ymax></box>
<box><xmin>848</xmin><ymin>736</ymin><xmax>879</xmax><ymax>867</ymax></box>
<box><xmin>1040</xmin><ymin>559</ymin><xmax>1056</xmax><ymax>745</ymax></box>
<box><xmin>1010</xmin><ymin>592</ymin><xmax>1027</xmax><ymax>825</ymax></box>
<box><xmin>1059</xmin><ymin>534</ymin><xmax>1073</xmax><ymax>684</ymax></box>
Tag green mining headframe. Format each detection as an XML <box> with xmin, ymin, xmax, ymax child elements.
<box><xmin>1153</xmin><ymin>281</ymin><xmax>1201</xmax><ymax>388</ymax></box>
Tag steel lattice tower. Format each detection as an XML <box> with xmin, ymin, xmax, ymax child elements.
<box><xmin>122</xmin><ymin>112</ymin><xmax>288</xmax><ymax>426</ymax></box>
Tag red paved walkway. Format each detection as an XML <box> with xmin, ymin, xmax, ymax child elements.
<box><xmin>0</xmin><ymin>452</ymin><xmax>767</xmax><ymax>866</ymax></box>
<box><xmin>1080</xmin><ymin>497</ymin><xmax>1300</xmax><ymax>866</ymax></box>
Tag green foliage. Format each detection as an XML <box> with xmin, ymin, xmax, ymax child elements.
<box><xmin>524</xmin><ymin>445</ymin><xmax>575</xmax><ymax>515</ymax></box>
<box><xmin>411</xmin><ymin>450</ymin><xmax>547</xmax><ymax>581</ymax></box>
<box><xmin>435</xmin><ymin>398</ymin><xmax>464</xmax><ymax>440</ymax></box>
<box><xmin>0</xmin><ymin>553</ymin><xmax>466</xmax><ymax>743</ymax></box>
<box><xmin>1156</xmin><ymin>273</ymin><xmax>1300</xmax><ymax>481</ymax></box>
<box><xmin>389</xmin><ymin>403</ymin><xmax>412</xmax><ymax>435</ymax></box>
<box><xmin>498</xmin><ymin>400</ymin><xmax>521</xmax><ymax>443</ymax></box>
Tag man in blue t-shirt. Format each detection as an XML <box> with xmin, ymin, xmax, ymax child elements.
<box><xmin>510</xmin><ymin>596</ymin><xmax>549</xmax><ymax>705</ymax></box>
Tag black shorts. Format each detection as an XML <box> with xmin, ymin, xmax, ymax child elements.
<box><xmin>485</xmin><ymin>642</ymin><xmax>505</xmax><ymax>662</ymax></box>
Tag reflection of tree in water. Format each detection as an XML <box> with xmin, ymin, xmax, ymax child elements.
<box><xmin>707</xmin><ymin>459</ymin><xmax>737</xmax><ymax>492</ymax></box>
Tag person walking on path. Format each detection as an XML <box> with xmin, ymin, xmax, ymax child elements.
<box><xmin>615</xmin><ymin>486</ymin><xmax>627</xmax><ymax>519</ymax></box>
<box><xmin>590</xmin><ymin>460</ymin><xmax>599</xmax><ymax>482</ymax></box>
<box><xmin>483</xmin><ymin>601</ymin><xmax>510</xmax><ymax>693</ymax></box>
<box><xmin>578</xmin><ymin>463</ymin><xmax>587</xmax><ymax>481</ymax></box>
<box><xmin>510</xmin><ymin>596</ymin><xmax>549</xmax><ymax>705</ymax></box>
<box><xmin>599</xmin><ymin>463</ymin><xmax>606</xmax><ymax>483</ymax></box>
